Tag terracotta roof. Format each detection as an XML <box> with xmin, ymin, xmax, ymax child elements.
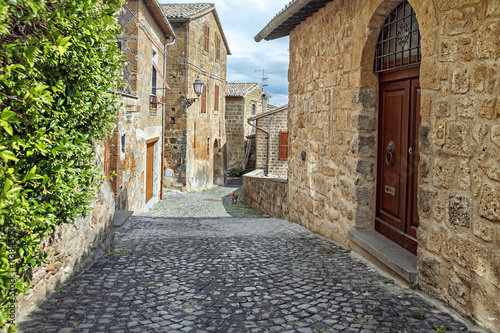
<box><xmin>162</xmin><ymin>3</ymin><xmax>214</xmax><ymax>20</ymax></box>
<box><xmin>161</xmin><ymin>3</ymin><xmax>231</xmax><ymax>55</ymax></box>
<box><xmin>255</xmin><ymin>0</ymin><xmax>333</xmax><ymax>42</ymax></box>
<box><xmin>226</xmin><ymin>83</ymin><xmax>261</xmax><ymax>97</ymax></box>
<box><xmin>248</xmin><ymin>104</ymin><xmax>288</xmax><ymax>121</ymax></box>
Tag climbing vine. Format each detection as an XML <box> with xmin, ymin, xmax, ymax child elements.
<box><xmin>0</xmin><ymin>0</ymin><xmax>124</xmax><ymax>330</ymax></box>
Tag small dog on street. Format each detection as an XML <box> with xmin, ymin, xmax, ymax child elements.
<box><xmin>231</xmin><ymin>191</ymin><xmax>238</xmax><ymax>204</ymax></box>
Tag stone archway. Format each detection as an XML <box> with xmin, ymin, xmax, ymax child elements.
<box><xmin>349</xmin><ymin>0</ymin><xmax>438</xmax><ymax>237</ymax></box>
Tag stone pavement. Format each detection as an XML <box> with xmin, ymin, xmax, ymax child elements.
<box><xmin>17</xmin><ymin>184</ymin><xmax>479</xmax><ymax>333</ymax></box>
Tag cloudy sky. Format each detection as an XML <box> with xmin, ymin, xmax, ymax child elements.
<box><xmin>159</xmin><ymin>0</ymin><xmax>292</xmax><ymax>107</ymax></box>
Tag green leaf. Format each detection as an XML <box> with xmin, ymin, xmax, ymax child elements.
<box><xmin>0</xmin><ymin>150</ymin><xmax>17</xmax><ymax>162</ymax></box>
<box><xmin>58</xmin><ymin>36</ymin><xmax>72</xmax><ymax>46</ymax></box>
<box><xmin>0</xmin><ymin>119</ymin><xmax>13</xmax><ymax>136</ymax></box>
<box><xmin>1</xmin><ymin>109</ymin><xmax>15</xmax><ymax>121</ymax></box>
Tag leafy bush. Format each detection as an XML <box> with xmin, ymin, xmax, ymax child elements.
<box><xmin>0</xmin><ymin>0</ymin><xmax>124</xmax><ymax>329</ymax></box>
<box><xmin>228</xmin><ymin>167</ymin><xmax>244</xmax><ymax>177</ymax></box>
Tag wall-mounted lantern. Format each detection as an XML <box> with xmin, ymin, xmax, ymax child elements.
<box><xmin>182</xmin><ymin>75</ymin><xmax>204</xmax><ymax>108</ymax></box>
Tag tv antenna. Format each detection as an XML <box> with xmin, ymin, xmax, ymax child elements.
<box><xmin>255</xmin><ymin>69</ymin><xmax>272</xmax><ymax>89</ymax></box>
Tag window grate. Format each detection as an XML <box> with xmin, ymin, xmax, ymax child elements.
<box><xmin>374</xmin><ymin>1</ymin><xmax>421</xmax><ymax>73</ymax></box>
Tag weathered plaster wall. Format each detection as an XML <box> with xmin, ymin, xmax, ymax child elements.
<box><xmin>17</xmin><ymin>152</ymin><xmax>115</xmax><ymax>321</ymax></box>
<box><xmin>287</xmin><ymin>0</ymin><xmax>500</xmax><ymax>330</ymax></box>
<box><xmin>115</xmin><ymin>0</ymin><xmax>166</xmax><ymax>212</ymax></box>
<box><xmin>242</xmin><ymin>170</ymin><xmax>288</xmax><ymax>220</ymax></box>
<box><xmin>255</xmin><ymin>109</ymin><xmax>288</xmax><ymax>178</ymax></box>
<box><xmin>165</xmin><ymin>10</ymin><xmax>228</xmax><ymax>191</ymax></box>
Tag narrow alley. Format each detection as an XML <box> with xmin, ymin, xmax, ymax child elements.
<box><xmin>17</xmin><ymin>184</ymin><xmax>478</xmax><ymax>333</ymax></box>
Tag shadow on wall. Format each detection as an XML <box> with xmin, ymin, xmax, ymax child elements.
<box><xmin>118</xmin><ymin>186</ymin><xmax>128</xmax><ymax>211</ymax></box>
<box><xmin>219</xmin><ymin>184</ymin><xmax>264</xmax><ymax>219</ymax></box>
<box><xmin>15</xmin><ymin>207</ymin><xmax>115</xmax><ymax>327</ymax></box>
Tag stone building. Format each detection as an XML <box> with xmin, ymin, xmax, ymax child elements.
<box><xmin>255</xmin><ymin>0</ymin><xmax>500</xmax><ymax>331</ymax></box>
<box><xmin>112</xmin><ymin>0</ymin><xmax>175</xmax><ymax>213</ymax></box>
<box><xmin>249</xmin><ymin>104</ymin><xmax>288</xmax><ymax>178</ymax></box>
<box><xmin>161</xmin><ymin>3</ymin><xmax>230</xmax><ymax>191</ymax></box>
<box><xmin>225</xmin><ymin>83</ymin><xmax>263</xmax><ymax>171</ymax></box>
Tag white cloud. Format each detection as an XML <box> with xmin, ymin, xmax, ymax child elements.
<box><xmin>160</xmin><ymin>0</ymin><xmax>291</xmax><ymax>104</ymax></box>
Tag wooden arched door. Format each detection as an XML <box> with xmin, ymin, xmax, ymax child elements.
<box><xmin>374</xmin><ymin>1</ymin><xmax>421</xmax><ymax>255</ymax></box>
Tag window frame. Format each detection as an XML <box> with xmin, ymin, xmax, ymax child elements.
<box><xmin>201</xmin><ymin>85</ymin><xmax>207</xmax><ymax>113</ymax></box>
<box><xmin>278</xmin><ymin>131</ymin><xmax>288</xmax><ymax>161</ymax></box>
<box><xmin>216</xmin><ymin>36</ymin><xmax>221</xmax><ymax>59</ymax></box>
<box><xmin>214</xmin><ymin>84</ymin><xmax>219</xmax><ymax>111</ymax></box>
<box><xmin>204</xmin><ymin>25</ymin><xmax>210</xmax><ymax>52</ymax></box>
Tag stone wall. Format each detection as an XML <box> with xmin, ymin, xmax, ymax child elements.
<box><xmin>115</xmin><ymin>0</ymin><xmax>167</xmax><ymax>212</ymax></box>
<box><xmin>255</xmin><ymin>107</ymin><xmax>288</xmax><ymax>178</ymax></box>
<box><xmin>225</xmin><ymin>86</ymin><xmax>263</xmax><ymax>170</ymax></box>
<box><xmin>286</xmin><ymin>0</ymin><xmax>500</xmax><ymax>330</ymax></box>
<box><xmin>164</xmin><ymin>9</ymin><xmax>228</xmax><ymax>191</ymax></box>
<box><xmin>16</xmin><ymin>152</ymin><xmax>115</xmax><ymax>321</ymax></box>
<box><xmin>242</xmin><ymin>170</ymin><xmax>288</xmax><ymax>219</ymax></box>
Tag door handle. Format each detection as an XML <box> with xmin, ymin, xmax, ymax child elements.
<box><xmin>386</xmin><ymin>141</ymin><xmax>395</xmax><ymax>166</ymax></box>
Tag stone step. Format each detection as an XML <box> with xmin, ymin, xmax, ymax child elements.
<box><xmin>348</xmin><ymin>229</ymin><xmax>418</xmax><ymax>287</ymax></box>
<box><xmin>113</xmin><ymin>210</ymin><xmax>133</xmax><ymax>227</ymax></box>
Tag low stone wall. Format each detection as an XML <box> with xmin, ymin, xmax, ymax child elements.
<box><xmin>16</xmin><ymin>180</ymin><xmax>115</xmax><ymax>321</ymax></box>
<box><xmin>243</xmin><ymin>170</ymin><xmax>288</xmax><ymax>219</ymax></box>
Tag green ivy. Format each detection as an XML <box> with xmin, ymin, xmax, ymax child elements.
<box><xmin>0</xmin><ymin>0</ymin><xmax>124</xmax><ymax>330</ymax></box>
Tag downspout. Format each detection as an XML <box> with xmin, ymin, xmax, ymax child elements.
<box><xmin>161</xmin><ymin>35</ymin><xmax>176</xmax><ymax>200</ymax></box>
<box><xmin>184</xmin><ymin>24</ymin><xmax>190</xmax><ymax>111</ymax></box>
<box><xmin>247</xmin><ymin>118</ymin><xmax>270</xmax><ymax>176</ymax></box>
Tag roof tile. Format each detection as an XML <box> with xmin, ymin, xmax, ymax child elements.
<box><xmin>162</xmin><ymin>3</ymin><xmax>214</xmax><ymax>20</ymax></box>
<box><xmin>226</xmin><ymin>83</ymin><xmax>261</xmax><ymax>97</ymax></box>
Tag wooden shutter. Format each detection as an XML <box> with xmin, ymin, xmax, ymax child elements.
<box><xmin>204</xmin><ymin>25</ymin><xmax>209</xmax><ymax>52</ymax></box>
<box><xmin>104</xmin><ymin>136</ymin><xmax>110</xmax><ymax>177</ymax></box>
<box><xmin>279</xmin><ymin>131</ymin><xmax>288</xmax><ymax>161</ymax></box>
<box><xmin>214</xmin><ymin>85</ymin><xmax>219</xmax><ymax>111</ymax></box>
<box><xmin>216</xmin><ymin>36</ymin><xmax>221</xmax><ymax>59</ymax></box>
<box><xmin>201</xmin><ymin>85</ymin><xmax>207</xmax><ymax>113</ymax></box>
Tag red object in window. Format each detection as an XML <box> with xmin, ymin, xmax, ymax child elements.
<box><xmin>216</xmin><ymin>36</ymin><xmax>221</xmax><ymax>59</ymax></box>
<box><xmin>201</xmin><ymin>85</ymin><xmax>207</xmax><ymax>113</ymax></box>
<box><xmin>204</xmin><ymin>25</ymin><xmax>210</xmax><ymax>52</ymax></box>
<box><xmin>279</xmin><ymin>131</ymin><xmax>288</xmax><ymax>161</ymax></box>
<box><xmin>214</xmin><ymin>85</ymin><xmax>219</xmax><ymax>111</ymax></box>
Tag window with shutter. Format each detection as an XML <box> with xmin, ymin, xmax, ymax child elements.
<box><xmin>216</xmin><ymin>36</ymin><xmax>221</xmax><ymax>59</ymax></box>
<box><xmin>279</xmin><ymin>131</ymin><xmax>288</xmax><ymax>161</ymax></box>
<box><xmin>214</xmin><ymin>85</ymin><xmax>219</xmax><ymax>111</ymax></box>
<box><xmin>104</xmin><ymin>136</ymin><xmax>110</xmax><ymax>177</ymax></box>
<box><xmin>204</xmin><ymin>25</ymin><xmax>210</xmax><ymax>52</ymax></box>
<box><xmin>201</xmin><ymin>85</ymin><xmax>207</xmax><ymax>113</ymax></box>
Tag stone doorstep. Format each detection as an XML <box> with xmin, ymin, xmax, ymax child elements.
<box><xmin>348</xmin><ymin>229</ymin><xmax>417</xmax><ymax>285</ymax></box>
<box><xmin>113</xmin><ymin>210</ymin><xmax>134</xmax><ymax>227</ymax></box>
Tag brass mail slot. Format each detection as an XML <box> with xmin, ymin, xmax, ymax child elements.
<box><xmin>385</xmin><ymin>185</ymin><xmax>396</xmax><ymax>196</ymax></box>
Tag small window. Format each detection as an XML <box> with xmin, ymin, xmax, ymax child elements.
<box><xmin>251</xmin><ymin>104</ymin><xmax>256</xmax><ymax>115</ymax></box>
<box><xmin>151</xmin><ymin>48</ymin><xmax>158</xmax><ymax>95</ymax></box>
<box><xmin>204</xmin><ymin>25</ymin><xmax>210</xmax><ymax>52</ymax></box>
<box><xmin>201</xmin><ymin>85</ymin><xmax>207</xmax><ymax>113</ymax></box>
<box><xmin>216</xmin><ymin>36</ymin><xmax>221</xmax><ymax>59</ymax></box>
<box><xmin>279</xmin><ymin>131</ymin><xmax>288</xmax><ymax>161</ymax></box>
<box><xmin>121</xmin><ymin>134</ymin><xmax>126</xmax><ymax>153</ymax></box>
<box><xmin>193</xmin><ymin>122</ymin><xmax>197</xmax><ymax>148</ymax></box>
<box><xmin>207</xmin><ymin>138</ymin><xmax>210</xmax><ymax>156</ymax></box>
<box><xmin>214</xmin><ymin>85</ymin><xmax>219</xmax><ymax>111</ymax></box>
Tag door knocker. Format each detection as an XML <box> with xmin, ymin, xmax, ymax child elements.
<box><xmin>386</xmin><ymin>141</ymin><xmax>395</xmax><ymax>166</ymax></box>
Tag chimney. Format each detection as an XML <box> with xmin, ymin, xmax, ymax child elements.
<box><xmin>261</xmin><ymin>92</ymin><xmax>270</xmax><ymax>113</ymax></box>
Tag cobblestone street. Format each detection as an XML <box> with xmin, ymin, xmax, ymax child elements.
<box><xmin>17</xmin><ymin>184</ymin><xmax>479</xmax><ymax>332</ymax></box>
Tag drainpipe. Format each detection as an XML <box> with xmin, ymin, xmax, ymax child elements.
<box><xmin>247</xmin><ymin>118</ymin><xmax>270</xmax><ymax>176</ymax></box>
<box><xmin>161</xmin><ymin>35</ymin><xmax>176</xmax><ymax>200</ymax></box>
